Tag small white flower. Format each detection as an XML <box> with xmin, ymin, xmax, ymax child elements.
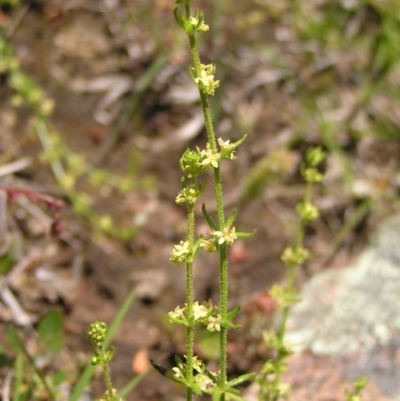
<box><xmin>191</xmin><ymin>355</ymin><xmax>204</xmax><ymax>373</ymax></box>
<box><xmin>200</xmin><ymin>143</ymin><xmax>221</xmax><ymax>169</ymax></box>
<box><xmin>194</xmin><ymin>64</ymin><xmax>220</xmax><ymax>95</ymax></box>
<box><xmin>168</xmin><ymin>306</ymin><xmax>185</xmax><ymax>320</ymax></box>
<box><xmin>189</xmin><ymin>17</ymin><xmax>209</xmax><ymax>32</ymax></box>
<box><xmin>206</xmin><ymin>315</ymin><xmax>221</xmax><ymax>332</ymax></box>
<box><xmin>193</xmin><ymin>301</ymin><xmax>209</xmax><ymax>321</ymax></box>
<box><xmin>200</xmin><ymin>239</ymin><xmax>217</xmax><ymax>253</ymax></box>
<box><xmin>195</xmin><ymin>373</ymin><xmax>215</xmax><ymax>391</ymax></box>
<box><xmin>170</xmin><ymin>241</ymin><xmax>190</xmax><ymax>263</ymax></box>
<box><xmin>213</xmin><ymin>226</ymin><xmax>237</xmax><ymax>245</ymax></box>
<box><xmin>218</xmin><ymin>137</ymin><xmax>236</xmax><ymax>160</ymax></box>
<box><xmin>172</xmin><ymin>366</ymin><xmax>183</xmax><ymax>379</ymax></box>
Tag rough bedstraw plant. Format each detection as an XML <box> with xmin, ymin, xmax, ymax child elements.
<box><xmin>88</xmin><ymin>322</ymin><xmax>123</xmax><ymax>401</ymax></box>
<box><xmin>167</xmin><ymin>7</ymin><xmax>368</xmax><ymax>399</ymax></box>
<box><xmin>256</xmin><ymin>147</ymin><xmax>326</xmax><ymax>401</ymax></box>
<box><xmin>167</xmin><ymin>1</ymin><xmax>255</xmax><ymax>400</ymax></box>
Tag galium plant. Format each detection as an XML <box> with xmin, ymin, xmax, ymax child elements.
<box><xmin>88</xmin><ymin>322</ymin><xmax>124</xmax><ymax>401</ymax></box>
<box><xmin>256</xmin><ymin>146</ymin><xmax>326</xmax><ymax>401</ymax></box>
<box><xmin>167</xmin><ymin>1</ymin><xmax>255</xmax><ymax>400</ymax></box>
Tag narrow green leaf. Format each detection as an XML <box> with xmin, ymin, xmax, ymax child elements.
<box><xmin>37</xmin><ymin>309</ymin><xmax>64</xmax><ymax>355</ymax></box>
<box><xmin>227</xmin><ymin>373</ymin><xmax>255</xmax><ymax>388</ymax></box>
<box><xmin>202</xmin><ymin>203</ymin><xmax>218</xmax><ymax>231</ymax></box>
<box><xmin>221</xmin><ymin>320</ymin><xmax>241</xmax><ymax>330</ymax></box>
<box><xmin>119</xmin><ymin>370</ymin><xmax>149</xmax><ymax>398</ymax></box>
<box><xmin>224</xmin><ymin>387</ymin><xmax>240</xmax><ymax>395</ymax></box>
<box><xmin>192</xmin><ymin>382</ymin><xmax>203</xmax><ymax>396</ymax></box>
<box><xmin>236</xmin><ymin>229</ymin><xmax>257</xmax><ymax>239</ymax></box>
<box><xmin>174</xmin><ymin>354</ymin><xmax>183</xmax><ymax>366</ymax></box>
<box><xmin>192</xmin><ymin>234</ymin><xmax>204</xmax><ymax>259</ymax></box>
<box><xmin>212</xmin><ymin>388</ymin><xmax>223</xmax><ymax>401</ymax></box>
<box><xmin>232</xmin><ymin>134</ymin><xmax>247</xmax><ymax>149</ymax></box>
<box><xmin>6</xmin><ymin>326</ymin><xmax>23</xmax><ymax>354</ymax></box>
<box><xmin>173</xmin><ymin>8</ymin><xmax>184</xmax><ymax>29</ymax></box>
<box><xmin>7</xmin><ymin>326</ymin><xmax>56</xmax><ymax>399</ymax></box>
<box><xmin>13</xmin><ymin>354</ymin><xmax>24</xmax><ymax>401</ymax></box>
<box><xmin>225</xmin><ymin>391</ymin><xmax>247</xmax><ymax>401</ymax></box>
<box><xmin>227</xmin><ymin>305</ymin><xmax>241</xmax><ymax>320</ymax></box>
<box><xmin>225</xmin><ymin>209</ymin><xmax>237</xmax><ymax>227</ymax></box>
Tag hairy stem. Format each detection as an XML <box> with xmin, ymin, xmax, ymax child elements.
<box><xmin>185</xmin><ymin>201</ymin><xmax>195</xmax><ymax>401</ymax></box>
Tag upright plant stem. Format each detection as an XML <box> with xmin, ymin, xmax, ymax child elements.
<box><xmin>273</xmin><ymin>181</ymin><xmax>312</xmax><ymax>398</ymax></box>
<box><xmin>184</xmin><ymin>3</ymin><xmax>229</xmax><ymax>398</ymax></box>
<box><xmin>186</xmin><ymin>202</ymin><xmax>195</xmax><ymax>401</ymax></box>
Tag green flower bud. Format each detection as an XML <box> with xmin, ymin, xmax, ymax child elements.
<box><xmin>296</xmin><ymin>200</ymin><xmax>319</xmax><ymax>222</ymax></box>
<box><xmin>305</xmin><ymin>146</ymin><xmax>326</xmax><ymax>167</ymax></box>
<box><xmin>88</xmin><ymin>321</ymin><xmax>107</xmax><ymax>346</ymax></box>
<box><xmin>281</xmin><ymin>246</ymin><xmax>310</xmax><ymax>266</ymax></box>
<box><xmin>180</xmin><ymin>148</ymin><xmax>204</xmax><ymax>177</ymax></box>
<box><xmin>300</xmin><ymin>165</ymin><xmax>325</xmax><ymax>183</ymax></box>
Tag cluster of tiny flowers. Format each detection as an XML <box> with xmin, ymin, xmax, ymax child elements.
<box><xmin>200</xmin><ymin>143</ymin><xmax>221</xmax><ymax>168</ymax></box>
<box><xmin>218</xmin><ymin>138</ymin><xmax>236</xmax><ymax>160</ymax></box>
<box><xmin>168</xmin><ymin>301</ymin><xmax>221</xmax><ymax>331</ymax></box>
<box><xmin>170</xmin><ymin>241</ymin><xmax>190</xmax><ymax>263</ymax></box>
<box><xmin>206</xmin><ymin>314</ymin><xmax>221</xmax><ymax>332</ymax></box>
<box><xmin>99</xmin><ymin>388</ymin><xmax>123</xmax><ymax>401</ymax></box>
<box><xmin>296</xmin><ymin>200</ymin><xmax>319</xmax><ymax>222</ymax></box>
<box><xmin>189</xmin><ymin>16</ymin><xmax>209</xmax><ymax>32</ymax></box>
<box><xmin>281</xmin><ymin>245</ymin><xmax>310</xmax><ymax>266</ymax></box>
<box><xmin>176</xmin><ymin>187</ymin><xmax>199</xmax><ymax>205</ymax></box>
<box><xmin>212</xmin><ymin>226</ymin><xmax>237</xmax><ymax>245</ymax></box>
<box><xmin>173</xmin><ymin>354</ymin><xmax>204</xmax><ymax>379</ymax></box>
<box><xmin>200</xmin><ymin>239</ymin><xmax>217</xmax><ymax>253</ymax></box>
<box><xmin>168</xmin><ymin>305</ymin><xmax>185</xmax><ymax>320</ymax></box>
<box><xmin>194</xmin><ymin>64</ymin><xmax>220</xmax><ymax>96</ymax></box>
<box><xmin>88</xmin><ymin>321</ymin><xmax>107</xmax><ymax>346</ymax></box>
<box><xmin>193</xmin><ymin>301</ymin><xmax>209</xmax><ymax>320</ymax></box>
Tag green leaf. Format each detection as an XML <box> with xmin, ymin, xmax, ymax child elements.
<box><xmin>236</xmin><ymin>229</ymin><xmax>257</xmax><ymax>239</ymax></box>
<box><xmin>37</xmin><ymin>309</ymin><xmax>64</xmax><ymax>355</ymax></box>
<box><xmin>225</xmin><ymin>391</ymin><xmax>247</xmax><ymax>401</ymax></box>
<box><xmin>212</xmin><ymin>388</ymin><xmax>223</xmax><ymax>401</ymax></box>
<box><xmin>51</xmin><ymin>370</ymin><xmax>68</xmax><ymax>386</ymax></box>
<box><xmin>227</xmin><ymin>305</ymin><xmax>241</xmax><ymax>320</ymax></box>
<box><xmin>232</xmin><ymin>134</ymin><xmax>247</xmax><ymax>149</ymax></box>
<box><xmin>6</xmin><ymin>326</ymin><xmax>23</xmax><ymax>354</ymax></box>
<box><xmin>0</xmin><ymin>253</ymin><xmax>15</xmax><ymax>275</ymax></box>
<box><xmin>221</xmin><ymin>320</ymin><xmax>241</xmax><ymax>330</ymax></box>
<box><xmin>225</xmin><ymin>209</ymin><xmax>237</xmax><ymax>227</ymax></box>
<box><xmin>202</xmin><ymin>203</ymin><xmax>217</xmax><ymax>231</ymax></box>
<box><xmin>119</xmin><ymin>370</ymin><xmax>149</xmax><ymax>398</ymax></box>
<box><xmin>192</xmin><ymin>235</ymin><xmax>205</xmax><ymax>259</ymax></box>
<box><xmin>192</xmin><ymin>381</ymin><xmax>203</xmax><ymax>396</ymax></box>
<box><xmin>13</xmin><ymin>353</ymin><xmax>24</xmax><ymax>401</ymax></box>
<box><xmin>227</xmin><ymin>373</ymin><xmax>255</xmax><ymax>388</ymax></box>
<box><xmin>173</xmin><ymin>7</ymin><xmax>185</xmax><ymax>29</ymax></box>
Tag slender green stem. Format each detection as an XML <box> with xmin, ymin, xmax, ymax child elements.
<box><xmin>102</xmin><ymin>363</ymin><xmax>114</xmax><ymax>397</ymax></box>
<box><xmin>183</xmin><ymin>4</ymin><xmax>229</xmax><ymax>398</ymax></box>
<box><xmin>185</xmin><ymin>202</ymin><xmax>195</xmax><ymax>401</ymax></box>
<box><xmin>219</xmin><ymin>243</ymin><xmax>228</xmax><ymax>394</ymax></box>
<box><xmin>272</xmin><ymin>181</ymin><xmax>313</xmax><ymax>399</ymax></box>
<box><xmin>190</xmin><ymin>38</ymin><xmax>229</xmax><ymax>401</ymax></box>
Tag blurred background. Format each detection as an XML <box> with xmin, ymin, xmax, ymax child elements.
<box><xmin>1</xmin><ymin>0</ymin><xmax>400</xmax><ymax>400</ymax></box>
